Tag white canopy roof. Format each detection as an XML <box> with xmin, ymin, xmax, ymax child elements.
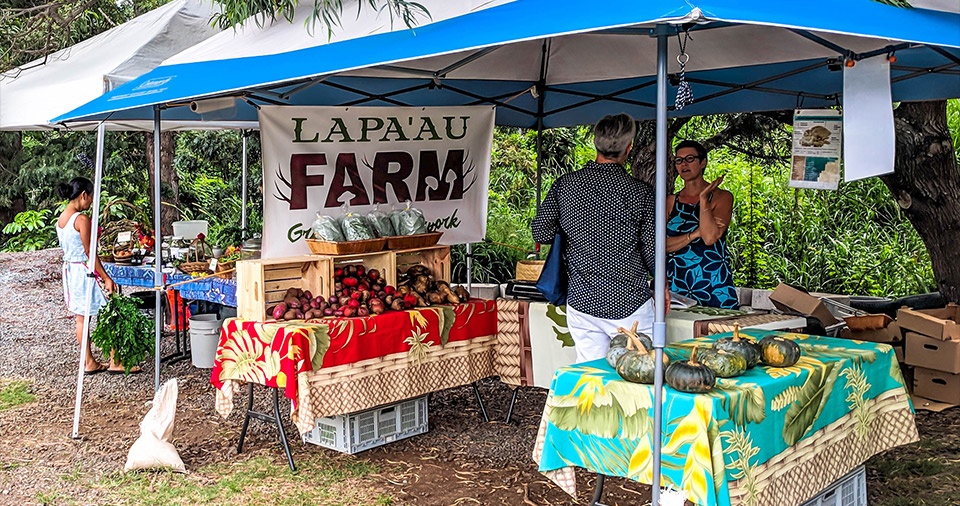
<box><xmin>163</xmin><ymin>0</ymin><xmax>515</xmax><ymax>65</ymax></box>
<box><xmin>0</xmin><ymin>0</ymin><xmax>252</xmax><ymax>131</ymax></box>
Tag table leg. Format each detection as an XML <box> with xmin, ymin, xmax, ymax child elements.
<box><xmin>505</xmin><ymin>387</ymin><xmax>521</xmax><ymax>423</ymax></box>
<box><xmin>236</xmin><ymin>383</ymin><xmax>297</xmax><ymax>472</ymax></box>
<box><xmin>161</xmin><ymin>291</ymin><xmax>191</xmax><ymax>364</ymax></box>
<box><xmin>472</xmin><ymin>382</ymin><xmax>489</xmax><ymax>422</ymax></box>
<box><xmin>591</xmin><ymin>474</ymin><xmax>606</xmax><ymax>506</ymax></box>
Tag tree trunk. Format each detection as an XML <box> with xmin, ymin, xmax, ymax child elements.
<box><xmin>630</xmin><ymin>118</ymin><xmax>689</xmax><ymax>189</ymax></box>
<box><xmin>881</xmin><ymin>100</ymin><xmax>960</xmax><ymax>302</ymax></box>
<box><xmin>145</xmin><ymin>131</ymin><xmax>180</xmax><ymax>235</ymax></box>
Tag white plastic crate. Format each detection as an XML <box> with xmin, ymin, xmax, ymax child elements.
<box><xmin>800</xmin><ymin>465</ymin><xmax>867</xmax><ymax>506</ymax></box>
<box><xmin>302</xmin><ymin>396</ymin><xmax>428</xmax><ymax>454</ymax></box>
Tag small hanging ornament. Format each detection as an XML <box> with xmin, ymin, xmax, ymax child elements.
<box><xmin>675</xmin><ymin>30</ymin><xmax>694</xmax><ymax>111</ymax></box>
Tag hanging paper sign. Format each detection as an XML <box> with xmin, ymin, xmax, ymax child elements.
<box><xmin>259</xmin><ymin>106</ymin><xmax>495</xmax><ymax>259</ymax></box>
<box><xmin>789</xmin><ymin>109</ymin><xmax>842</xmax><ymax>190</ymax></box>
<box><xmin>116</xmin><ymin>231</ymin><xmax>132</xmax><ymax>244</ymax></box>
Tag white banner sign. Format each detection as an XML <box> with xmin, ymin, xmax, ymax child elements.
<box><xmin>843</xmin><ymin>57</ymin><xmax>895</xmax><ymax>182</ymax></box>
<box><xmin>259</xmin><ymin>106</ymin><xmax>495</xmax><ymax>258</ymax></box>
<box><xmin>790</xmin><ymin>109</ymin><xmax>842</xmax><ymax>190</ymax></box>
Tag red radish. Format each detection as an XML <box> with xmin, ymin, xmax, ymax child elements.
<box><xmin>347</xmin><ymin>299</ymin><xmax>361</xmax><ymax>309</ymax></box>
<box><xmin>356</xmin><ymin>265</ymin><xmax>365</xmax><ymax>277</ymax></box>
<box><xmin>343</xmin><ymin>276</ymin><xmax>359</xmax><ymax>287</ymax></box>
<box><xmin>350</xmin><ymin>291</ymin><xmax>362</xmax><ymax>300</ymax></box>
<box><xmin>303</xmin><ymin>290</ymin><xmax>313</xmax><ymax>300</ymax></box>
<box><xmin>403</xmin><ymin>293</ymin><xmax>418</xmax><ymax>308</ymax></box>
<box><xmin>323</xmin><ymin>308</ymin><xmax>335</xmax><ymax>316</ymax></box>
<box><xmin>358</xmin><ymin>307</ymin><xmax>369</xmax><ymax>317</ymax></box>
<box><xmin>342</xmin><ymin>307</ymin><xmax>357</xmax><ymax>317</ymax></box>
<box><xmin>335</xmin><ymin>267</ymin><xmax>344</xmax><ymax>278</ymax></box>
<box><xmin>367</xmin><ymin>269</ymin><xmax>380</xmax><ymax>281</ymax></box>
<box><xmin>384</xmin><ymin>285</ymin><xmax>396</xmax><ymax>295</ymax></box>
<box><xmin>357</xmin><ymin>282</ymin><xmax>370</xmax><ymax>291</ymax></box>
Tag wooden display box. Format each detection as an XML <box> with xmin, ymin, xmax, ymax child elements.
<box><xmin>395</xmin><ymin>245</ymin><xmax>451</xmax><ymax>282</ymax></box>
<box><xmin>236</xmin><ymin>256</ymin><xmax>332</xmax><ymax>321</ymax></box>
<box><xmin>318</xmin><ymin>250</ymin><xmax>398</xmax><ymax>289</ymax></box>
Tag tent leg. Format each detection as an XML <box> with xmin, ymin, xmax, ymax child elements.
<box><xmin>153</xmin><ymin>106</ymin><xmax>163</xmax><ymax>392</ymax></box>
<box><xmin>651</xmin><ymin>24</ymin><xmax>671</xmax><ymax>506</ymax></box>
<box><xmin>241</xmin><ymin>131</ymin><xmax>248</xmax><ymax>234</ymax></box>
<box><xmin>71</xmin><ymin>122</ymin><xmax>107</xmax><ymax>439</ymax></box>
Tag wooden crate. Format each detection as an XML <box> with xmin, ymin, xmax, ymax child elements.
<box><xmin>395</xmin><ymin>245</ymin><xmax>451</xmax><ymax>282</ymax></box>
<box><xmin>317</xmin><ymin>250</ymin><xmax>398</xmax><ymax>291</ymax></box>
<box><xmin>236</xmin><ymin>256</ymin><xmax>332</xmax><ymax>321</ymax></box>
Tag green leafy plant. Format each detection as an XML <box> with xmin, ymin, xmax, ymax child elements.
<box><xmin>91</xmin><ymin>294</ymin><xmax>154</xmax><ymax>374</ymax></box>
<box><xmin>2</xmin><ymin>209</ymin><xmax>56</xmax><ymax>252</ymax></box>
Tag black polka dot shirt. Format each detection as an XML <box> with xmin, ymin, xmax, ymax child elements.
<box><xmin>531</xmin><ymin>161</ymin><xmax>657</xmax><ymax>319</ymax></box>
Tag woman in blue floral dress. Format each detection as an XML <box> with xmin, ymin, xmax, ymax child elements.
<box><xmin>665</xmin><ymin>141</ymin><xmax>738</xmax><ymax>309</ymax></box>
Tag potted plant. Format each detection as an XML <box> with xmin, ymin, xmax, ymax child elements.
<box><xmin>92</xmin><ymin>293</ymin><xmax>154</xmax><ymax>374</ymax></box>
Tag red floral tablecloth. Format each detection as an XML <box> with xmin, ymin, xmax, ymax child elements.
<box><xmin>211</xmin><ymin>319</ymin><xmax>330</xmax><ymax>426</ymax></box>
<box><xmin>211</xmin><ymin>299</ymin><xmax>498</xmax><ymax>432</ymax></box>
<box><xmin>311</xmin><ymin>299</ymin><xmax>498</xmax><ymax>368</ymax></box>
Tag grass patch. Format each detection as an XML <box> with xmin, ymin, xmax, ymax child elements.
<box><xmin>0</xmin><ymin>379</ymin><xmax>36</xmax><ymax>411</ymax></box>
<box><xmin>97</xmin><ymin>454</ymin><xmax>393</xmax><ymax>506</ymax></box>
<box><xmin>872</xmin><ymin>456</ymin><xmax>946</xmax><ymax>478</ymax></box>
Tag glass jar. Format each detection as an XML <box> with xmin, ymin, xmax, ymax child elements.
<box><xmin>241</xmin><ymin>238</ymin><xmax>261</xmax><ymax>260</ymax></box>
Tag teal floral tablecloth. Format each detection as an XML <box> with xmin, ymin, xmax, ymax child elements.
<box><xmin>533</xmin><ymin>330</ymin><xmax>918</xmax><ymax>506</ymax></box>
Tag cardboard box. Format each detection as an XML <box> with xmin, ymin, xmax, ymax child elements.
<box><xmin>897</xmin><ymin>303</ymin><xmax>960</xmax><ymax>341</ymax></box>
<box><xmin>904</xmin><ymin>331</ymin><xmax>960</xmax><ymax>374</ymax></box>
<box><xmin>769</xmin><ymin>283</ymin><xmax>839</xmax><ymax>326</ymax></box>
<box><xmin>839</xmin><ymin>321</ymin><xmax>902</xmax><ymax>344</ymax></box>
<box><xmin>913</xmin><ymin>367</ymin><xmax>960</xmax><ymax>405</ymax></box>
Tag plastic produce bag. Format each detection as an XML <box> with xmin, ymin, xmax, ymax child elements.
<box><xmin>311</xmin><ymin>213</ymin><xmax>345</xmax><ymax>242</ymax></box>
<box><xmin>341</xmin><ymin>205</ymin><xmax>376</xmax><ymax>241</ymax></box>
<box><xmin>124</xmin><ymin>379</ymin><xmax>186</xmax><ymax>473</ymax></box>
<box><xmin>391</xmin><ymin>201</ymin><xmax>428</xmax><ymax>236</ymax></box>
<box><xmin>366</xmin><ymin>204</ymin><xmax>396</xmax><ymax>237</ymax></box>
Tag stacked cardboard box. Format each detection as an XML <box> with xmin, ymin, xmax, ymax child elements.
<box><xmin>901</xmin><ymin>303</ymin><xmax>960</xmax><ymax>404</ymax></box>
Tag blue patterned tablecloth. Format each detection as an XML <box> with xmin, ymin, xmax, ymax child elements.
<box><xmin>103</xmin><ymin>263</ymin><xmax>237</xmax><ymax>307</ymax></box>
<box><xmin>533</xmin><ymin>331</ymin><xmax>919</xmax><ymax>506</ymax></box>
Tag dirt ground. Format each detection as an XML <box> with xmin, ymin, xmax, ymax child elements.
<box><xmin>0</xmin><ymin>248</ymin><xmax>957</xmax><ymax>506</ymax></box>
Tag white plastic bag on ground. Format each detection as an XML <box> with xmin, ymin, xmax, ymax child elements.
<box><xmin>124</xmin><ymin>378</ymin><xmax>185</xmax><ymax>473</ymax></box>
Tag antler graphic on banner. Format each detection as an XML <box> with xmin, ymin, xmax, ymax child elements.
<box><xmin>273</xmin><ymin>164</ymin><xmax>292</xmax><ymax>204</ymax></box>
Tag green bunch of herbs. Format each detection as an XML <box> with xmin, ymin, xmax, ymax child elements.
<box><xmin>92</xmin><ymin>293</ymin><xmax>154</xmax><ymax>374</ymax></box>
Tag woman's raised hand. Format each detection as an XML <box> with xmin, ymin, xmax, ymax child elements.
<box><xmin>699</xmin><ymin>175</ymin><xmax>725</xmax><ymax>204</ymax></box>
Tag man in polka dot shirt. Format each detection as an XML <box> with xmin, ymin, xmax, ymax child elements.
<box><xmin>532</xmin><ymin>113</ymin><xmax>659</xmax><ymax>363</ymax></box>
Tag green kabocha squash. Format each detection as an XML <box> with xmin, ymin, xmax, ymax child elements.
<box><xmin>713</xmin><ymin>324</ymin><xmax>761</xmax><ymax>368</ymax></box>
<box><xmin>759</xmin><ymin>335</ymin><xmax>802</xmax><ymax>367</ymax></box>
<box><xmin>614</xmin><ymin>325</ymin><xmax>667</xmax><ymax>384</ymax></box>
<box><xmin>697</xmin><ymin>348</ymin><xmax>748</xmax><ymax>378</ymax></box>
<box><xmin>665</xmin><ymin>345</ymin><xmax>716</xmax><ymax>393</ymax></box>
<box><xmin>607</xmin><ymin>321</ymin><xmax>652</xmax><ymax>368</ymax></box>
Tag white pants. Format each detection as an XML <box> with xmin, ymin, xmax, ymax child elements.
<box><xmin>566</xmin><ymin>300</ymin><xmax>655</xmax><ymax>363</ymax></box>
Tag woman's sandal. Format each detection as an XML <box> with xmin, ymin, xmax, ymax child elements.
<box><xmin>107</xmin><ymin>366</ymin><xmax>142</xmax><ymax>375</ymax></box>
<box><xmin>84</xmin><ymin>364</ymin><xmax>108</xmax><ymax>376</ymax></box>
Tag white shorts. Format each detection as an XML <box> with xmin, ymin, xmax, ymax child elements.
<box><xmin>565</xmin><ymin>300</ymin><xmax>655</xmax><ymax>363</ymax></box>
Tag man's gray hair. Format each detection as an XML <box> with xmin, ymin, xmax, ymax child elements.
<box><xmin>593</xmin><ymin>113</ymin><xmax>636</xmax><ymax>158</ymax></box>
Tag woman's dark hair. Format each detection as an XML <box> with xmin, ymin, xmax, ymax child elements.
<box><xmin>57</xmin><ymin>177</ymin><xmax>94</xmax><ymax>201</ymax></box>
<box><xmin>675</xmin><ymin>140</ymin><xmax>708</xmax><ymax>161</ymax></box>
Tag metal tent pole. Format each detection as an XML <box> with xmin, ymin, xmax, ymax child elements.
<box><xmin>241</xmin><ymin>131</ymin><xmax>248</xmax><ymax>234</ymax></box>
<box><xmin>71</xmin><ymin>122</ymin><xmax>107</xmax><ymax>439</ymax></box>
<box><xmin>651</xmin><ymin>24</ymin><xmax>670</xmax><ymax>506</ymax></box>
<box><xmin>153</xmin><ymin>106</ymin><xmax>163</xmax><ymax>392</ymax></box>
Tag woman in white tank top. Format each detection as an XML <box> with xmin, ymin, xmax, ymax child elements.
<box><xmin>56</xmin><ymin>177</ymin><xmax>116</xmax><ymax>375</ymax></box>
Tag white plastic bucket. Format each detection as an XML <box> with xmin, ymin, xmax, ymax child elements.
<box><xmin>189</xmin><ymin>314</ymin><xmax>222</xmax><ymax>369</ymax></box>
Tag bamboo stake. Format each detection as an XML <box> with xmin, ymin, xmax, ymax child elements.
<box><xmin>164</xmin><ymin>269</ymin><xmax>235</xmax><ymax>289</ymax></box>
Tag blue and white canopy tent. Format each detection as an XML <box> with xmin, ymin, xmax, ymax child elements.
<box><xmin>54</xmin><ymin>0</ymin><xmax>959</xmax><ymax>500</ymax></box>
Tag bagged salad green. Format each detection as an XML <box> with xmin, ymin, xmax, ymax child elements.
<box><xmin>390</xmin><ymin>201</ymin><xmax>428</xmax><ymax>236</ymax></box>
<box><xmin>311</xmin><ymin>213</ymin><xmax>345</xmax><ymax>242</ymax></box>
<box><xmin>366</xmin><ymin>204</ymin><xmax>396</xmax><ymax>237</ymax></box>
<box><xmin>341</xmin><ymin>204</ymin><xmax>376</xmax><ymax>241</ymax></box>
